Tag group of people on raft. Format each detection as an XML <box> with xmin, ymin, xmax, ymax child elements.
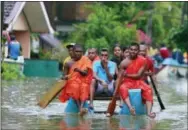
<box><xmin>59</xmin><ymin>42</ymin><xmax>156</xmax><ymax>118</ymax></box>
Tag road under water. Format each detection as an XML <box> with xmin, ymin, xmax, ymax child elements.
<box><xmin>1</xmin><ymin>76</ymin><xmax>187</xmax><ymax>130</ymax></box>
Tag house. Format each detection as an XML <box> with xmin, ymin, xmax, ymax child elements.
<box><xmin>44</xmin><ymin>2</ymin><xmax>92</xmax><ymax>36</ymax></box>
<box><xmin>2</xmin><ymin>1</ymin><xmax>56</xmax><ymax>59</ymax></box>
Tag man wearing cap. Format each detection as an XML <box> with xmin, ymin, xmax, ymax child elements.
<box><xmin>63</xmin><ymin>43</ymin><xmax>75</xmax><ymax>75</ymax></box>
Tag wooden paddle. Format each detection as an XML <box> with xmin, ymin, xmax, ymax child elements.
<box><xmin>37</xmin><ymin>79</ymin><xmax>67</xmax><ymax>108</ymax></box>
<box><xmin>106</xmin><ymin>74</ymin><xmax>123</xmax><ymax>116</ymax></box>
<box><xmin>37</xmin><ymin>73</ymin><xmax>73</xmax><ymax>108</ymax></box>
<box><xmin>149</xmin><ymin>75</ymin><xmax>165</xmax><ymax>110</ymax></box>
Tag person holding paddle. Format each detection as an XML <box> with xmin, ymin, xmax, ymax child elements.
<box><xmin>139</xmin><ymin>43</ymin><xmax>155</xmax><ymax>84</ymax></box>
<box><xmin>113</xmin><ymin>42</ymin><xmax>156</xmax><ymax>118</ymax></box>
<box><xmin>59</xmin><ymin>44</ymin><xmax>93</xmax><ymax>116</ymax></box>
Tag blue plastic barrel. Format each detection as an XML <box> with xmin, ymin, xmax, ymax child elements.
<box><xmin>65</xmin><ymin>98</ymin><xmax>88</xmax><ymax>113</ymax></box>
<box><xmin>119</xmin><ymin>89</ymin><xmax>146</xmax><ymax>115</ymax></box>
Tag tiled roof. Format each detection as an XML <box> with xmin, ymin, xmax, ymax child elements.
<box><xmin>3</xmin><ymin>1</ymin><xmax>16</xmax><ymax>22</ymax></box>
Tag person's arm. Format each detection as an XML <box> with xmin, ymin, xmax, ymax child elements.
<box><xmin>113</xmin><ymin>62</ymin><xmax>125</xmax><ymax>96</ymax></box>
<box><xmin>93</xmin><ymin>72</ymin><xmax>105</xmax><ymax>83</ymax></box>
<box><xmin>102</xmin><ymin>61</ymin><xmax>114</xmax><ymax>82</ymax></box>
<box><xmin>63</xmin><ymin>62</ymin><xmax>69</xmax><ymax>76</ymax></box>
<box><xmin>144</xmin><ymin>58</ymin><xmax>155</xmax><ymax>76</ymax></box>
<box><xmin>20</xmin><ymin>45</ymin><xmax>22</xmax><ymax>55</ymax></box>
<box><xmin>115</xmin><ymin>66</ymin><xmax>119</xmax><ymax>77</ymax></box>
<box><xmin>124</xmin><ymin>60</ymin><xmax>146</xmax><ymax>79</ymax></box>
<box><xmin>74</xmin><ymin>68</ymin><xmax>88</xmax><ymax>76</ymax></box>
<box><xmin>61</xmin><ymin>61</ymin><xmax>71</xmax><ymax>80</ymax></box>
<box><xmin>93</xmin><ymin>61</ymin><xmax>105</xmax><ymax>83</ymax></box>
<box><xmin>144</xmin><ymin>71</ymin><xmax>153</xmax><ymax>76</ymax></box>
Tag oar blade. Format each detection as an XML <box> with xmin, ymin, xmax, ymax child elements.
<box><xmin>107</xmin><ymin>98</ymin><xmax>116</xmax><ymax>116</ymax></box>
<box><xmin>37</xmin><ymin>80</ymin><xmax>66</xmax><ymax>108</ymax></box>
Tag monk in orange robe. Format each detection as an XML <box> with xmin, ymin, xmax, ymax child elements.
<box><xmin>59</xmin><ymin>44</ymin><xmax>93</xmax><ymax>116</ymax></box>
<box><xmin>139</xmin><ymin>43</ymin><xmax>155</xmax><ymax>84</ymax></box>
<box><xmin>114</xmin><ymin>42</ymin><xmax>155</xmax><ymax>118</ymax></box>
<box><xmin>87</xmin><ymin>48</ymin><xmax>100</xmax><ymax>64</ymax></box>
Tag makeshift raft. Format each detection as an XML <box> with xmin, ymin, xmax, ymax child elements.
<box><xmin>64</xmin><ymin>89</ymin><xmax>146</xmax><ymax>115</ymax></box>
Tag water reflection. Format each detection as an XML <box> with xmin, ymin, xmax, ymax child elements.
<box><xmin>36</xmin><ymin>114</ymin><xmax>156</xmax><ymax>130</ymax></box>
<box><xmin>1</xmin><ymin>77</ymin><xmax>187</xmax><ymax>130</ymax></box>
<box><xmin>119</xmin><ymin>116</ymin><xmax>156</xmax><ymax>130</ymax></box>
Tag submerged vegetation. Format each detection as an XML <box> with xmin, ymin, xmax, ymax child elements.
<box><xmin>1</xmin><ymin>62</ymin><xmax>25</xmax><ymax>80</ymax></box>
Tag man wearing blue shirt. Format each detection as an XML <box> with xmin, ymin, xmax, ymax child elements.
<box><xmin>89</xmin><ymin>48</ymin><xmax>117</xmax><ymax>109</ymax></box>
<box><xmin>8</xmin><ymin>35</ymin><xmax>22</xmax><ymax>60</ymax></box>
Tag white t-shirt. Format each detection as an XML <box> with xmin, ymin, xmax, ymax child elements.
<box><xmin>32</xmin><ymin>39</ymin><xmax>39</xmax><ymax>53</ymax></box>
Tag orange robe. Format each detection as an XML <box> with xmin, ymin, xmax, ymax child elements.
<box><xmin>142</xmin><ymin>56</ymin><xmax>155</xmax><ymax>81</ymax></box>
<box><xmin>59</xmin><ymin>56</ymin><xmax>93</xmax><ymax>102</ymax></box>
<box><xmin>92</xmin><ymin>56</ymin><xmax>100</xmax><ymax>65</ymax></box>
<box><xmin>119</xmin><ymin>56</ymin><xmax>153</xmax><ymax>103</ymax></box>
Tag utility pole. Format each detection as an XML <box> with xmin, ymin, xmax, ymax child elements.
<box><xmin>181</xmin><ymin>2</ymin><xmax>185</xmax><ymax>25</ymax></box>
<box><xmin>1</xmin><ymin>1</ymin><xmax>4</xmax><ymax>31</ymax></box>
<box><xmin>146</xmin><ymin>2</ymin><xmax>154</xmax><ymax>44</ymax></box>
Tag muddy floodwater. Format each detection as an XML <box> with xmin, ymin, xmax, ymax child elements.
<box><xmin>1</xmin><ymin>76</ymin><xmax>187</xmax><ymax>130</ymax></box>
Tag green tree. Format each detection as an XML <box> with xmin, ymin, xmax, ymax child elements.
<box><xmin>67</xmin><ymin>3</ymin><xmax>137</xmax><ymax>52</ymax></box>
<box><xmin>65</xmin><ymin>2</ymin><xmax>184</xmax><ymax>51</ymax></box>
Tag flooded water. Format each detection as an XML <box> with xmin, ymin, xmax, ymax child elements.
<box><xmin>1</xmin><ymin>75</ymin><xmax>187</xmax><ymax>130</ymax></box>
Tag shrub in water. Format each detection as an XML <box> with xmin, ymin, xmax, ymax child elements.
<box><xmin>1</xmin><ymin>62</ymin><xmax>25</xmax><ymax>80</ymax></box>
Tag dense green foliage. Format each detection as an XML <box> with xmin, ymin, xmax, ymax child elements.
<box><xmin>67</xmin><ymin>3</ymin><xmax>137</xmax><ymax>52</ymax></box>
<box><xmin>168</xmin><ymin>23</ymin><xmax>188</xmax><ymax>51</ymax></box>
<box><xmin>65</xmin><ymin>2</ymin><xmax>186</xmax><ymax>52</ymax></box>
<box><xmin>1</xmin><ymin>62</ymin><xmax>25</xmax><ymax>80</ymax></box>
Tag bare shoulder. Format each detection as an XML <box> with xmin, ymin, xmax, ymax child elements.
<box><xmin>121</xmin><ymin>58</ymin><xmax>131</xmax><ymax>65</ymax></box>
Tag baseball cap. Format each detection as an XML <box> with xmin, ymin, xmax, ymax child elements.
<box><xmin>66</xmin><ymin>43</ymin><xmax>76</xmax><ymax>49</ymax></box>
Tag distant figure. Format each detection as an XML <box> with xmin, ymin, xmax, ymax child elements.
<box><xmin>122</xmin><ymin>46</ymin><xmax>130</xmax><ymax>60</ymax></box>
<box><xmin>63</xmin><ymin>43</ymin><xmax>75</xmax><ymax>75</ymax></box>
<box><xmin>146</xmin><ymin>44</ymin><xmax>158</xmax><ymax>57</ymax></box>
<box><xmin>2</xmin><ymin>30</ymin><xmax>11</xmax><ymax>58</ymax></box>
<box><xmin>8</xmin><ymin>34</ymin><xmax>22</xmax><ymax>60</ymax></box>
<box><xmin>183</xmin><ymin>52</ymin><xmax>188</xmax><ymax>64</ymax></box>
<box><xmin>87</xmin><ymin>48</ymin><xmax>100</xmax><ymax>64</ymax></box>
<box><xmin>172</xmin><ymin>48</ymin><xmax>184</xmax><ymax>64</ymax></box>
<box><xmin>111</xmin><ymin>44</ymin><xmax>123</xmax><ymax>80</ymax></box>
<box><xmin>159</xmin><ymin>44</ymin><xmax>169</xmax><ymax>59</ymax></box>
<box><xmin>31</xmin><ymin>36</ymin><xmax>40</xmax><ymax>58</ymax></box>
<box><xmin>111</xmin><ymin>44</ymin><xmax>123</xmax><ymax>69</ymax></box>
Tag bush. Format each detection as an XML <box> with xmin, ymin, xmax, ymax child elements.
<box><xmin>1</xmin><ymin>62</ymin><xmax>25</xmax><ymax>80</ymax></box>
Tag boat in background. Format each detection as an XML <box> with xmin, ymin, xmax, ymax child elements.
<box><xmin>156</xmin><ymin>58</ymin><xmax>188</xmax><ymax>80</ymax></box>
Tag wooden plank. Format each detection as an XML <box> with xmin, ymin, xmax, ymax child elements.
<box><xmin>93</xmin><ymin>96</ymin><xmax>120</xmax><ymax>100</ymax></box>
